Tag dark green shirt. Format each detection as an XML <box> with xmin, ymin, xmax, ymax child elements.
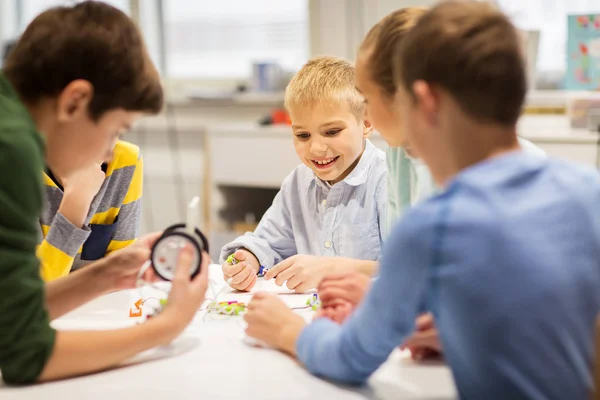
<box><xmin>0</xmin><ymin>72</ymin><xmax>56</xmax><ymax>384</ymax></box>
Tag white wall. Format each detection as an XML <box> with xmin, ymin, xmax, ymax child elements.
<box><xmin>309</xmin><ymin>0</ymin><xmax>438</xmax><ymax>61</ymax></box>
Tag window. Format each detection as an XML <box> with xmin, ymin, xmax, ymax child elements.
<box><xmin>1</xmin><ymin>1</ymin><xmax>18</xmax><ymax>43</ymax></box>
<box><xmin>1</xmin><ymin>1</ymin><xmax>130</xmax><ymax>66</ymax></box>
<box><xmin>5</xmin><ymin>1</ymin><xmax>310</xmax><ymax>81</ymax></box>
<box><xmin>495</xmin><ymin>0</ymin><xmax>600</xmax><ymax>76</ymax></box>
<box><xmin>162</xmin><ymin>0</ymin><xmax>309</xmax><ymax>79</ymax></box>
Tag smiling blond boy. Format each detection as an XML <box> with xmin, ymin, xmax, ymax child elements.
<box><xmin>220</xmin><ymin>56</ymin><xmax>386</xmax><ymax>293</ymax></box>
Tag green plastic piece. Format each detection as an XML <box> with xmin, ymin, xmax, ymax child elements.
<box><xmin>306</xmin><ymin>295</ymin><xmax>321</xmax><ymax>311</ymax></box>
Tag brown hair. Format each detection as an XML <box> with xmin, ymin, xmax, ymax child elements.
<box><xmin>3</xmin><ymin>1</ymin><xmax>163</xmax><ymax>120</ymax></box>
<box><xmin>359</xmin><ymin>7</ymin><xmax>428</xmax><ymax>98</ymax></box>
<box><xmin>396</xmin><ymin>1</ymin><xmax>526</xmax><ymax>126</ymax></box>
<box><xmin>284</xmin><ymin>56</ymin><xmax>364</xmax><ymax>119</ymax></box>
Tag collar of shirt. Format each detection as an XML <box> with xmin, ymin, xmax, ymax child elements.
<box><xmin>308</xmin><ymin>139</ymin><xmax>378</xmax><ymax>194</ymax></box>
<box><xmin>402</xmin><ymin>147</ymin><xmax>426</xmax><ymax>166</ymax></box>
<box><xmin>448</xmin><ymin>149</ymin><xmax>546</xmax><ymax>191</ymax></box>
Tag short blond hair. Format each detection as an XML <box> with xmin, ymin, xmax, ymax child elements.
<box><xmin>284</xmin><ymin>56</ymin><xmax>364</xmax><ymax>118</ymax></box>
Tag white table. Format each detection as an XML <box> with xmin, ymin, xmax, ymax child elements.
<box><xmin>0</xmin><ymin>265</ymin><xmax>457</xmax><ymax>400</ymax></box>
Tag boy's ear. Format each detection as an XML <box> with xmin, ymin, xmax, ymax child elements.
<box><xmin>56</xmin><ymin>80</ymin><xmax>94</xmax><ymax>123</ymax></box>
<box><xmin>412</xmin><ymin>80</ymin><xmax>439</xmax><ymax>127</ymax></box>
<box><xmin>363</xmin><ymin>119</ymin><xmax>374</xmax><ymax>138</ymax></box>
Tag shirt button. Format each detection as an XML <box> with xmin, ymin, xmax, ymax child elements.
<box><xmin>325</xmin><ymin>241</ymin><xmax>331</xmax><ymax>248</ymax></box>
<box><xmin>322</xmin><ymin>199</ymin><xmax>327</xmax><ymax>206</ymax></box>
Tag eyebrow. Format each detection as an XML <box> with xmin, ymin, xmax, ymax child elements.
<box><xmin>291</xmin><ymin>120</ymin><xmax>346</xmax><ymax>130</ymax></box>
<box><xmin>355</xmin><ymin>86</ymin><xmax>363</xmax><ymax>94</ymax></box>
<box><xmin>320</xmin><ymin>120</ymin><xmax>345</xmax><ymax>128</ymax></box>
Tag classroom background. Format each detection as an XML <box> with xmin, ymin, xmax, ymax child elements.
<box><xmin>1</xmin><ymin>0</ymin><xmax>599</xmax><ymax>262</ymax></box>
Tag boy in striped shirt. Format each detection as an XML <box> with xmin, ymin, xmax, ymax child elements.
<box><xmin>38</xmin><ymin>140</ymin><xmax>143</xmax><ymax>281</ymax></box>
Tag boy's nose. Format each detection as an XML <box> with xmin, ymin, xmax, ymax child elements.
<box><xmin>309</xmin><ymin>138</ymin><xmax>328</xmax><ymax>154</ymax></box>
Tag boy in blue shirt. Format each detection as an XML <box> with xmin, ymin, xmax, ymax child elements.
<box><xmin>319</xmin><ymin>6</ymin><xmax>548</xmax><ymax>360</ymax></box>
<box><xmin>243</xmin><ymin>2</ymin><xmax>600</xmax><ymax>399</ymax></box>
<box><xmin>220</xmin><ymin>56</ymin><xmax>386</xmax><ymax>293</ymax></box>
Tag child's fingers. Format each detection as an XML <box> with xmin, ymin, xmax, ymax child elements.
<box><xmin>230</xmin><ymin>264</ymin><xmax>253</xmax><ymax>284</ymax></box>
<box><xmin>322</xmin><ymin>298</ymin><xmax>349</xmax><ymax>309</ymax></box>
<box><xmin>238</xmin><ymin>270</ymin><xmax>257</xmax><ymax>291</ymax></box>
<box><xmin>142</xmin><ymin>267</ymin><xmax>160</xmax><ymax>283</ymax></box>
<box><xmin>402</xmin><ymin>329</ymin><xmax>441</xmax><ymax>352</ymax></box>
<box><xmin>332</xmin><ymin>306</ymin><xmax>350</xmax><ymax>324</ymax></box>
<box><xmin>285</xmin><ymin>274</ymin><xmax>304</xmax><ymax>291</ymax></box>
<box><xmin>174</xmin><ymin>244</ymin><xmax>194</xmax><ymax>282</ymax></box>
<box><xmin>338</xmin><ymin>300</ymin><xmax>353</xmax><ymax>313</ymax></box>
<box><xmin>293</xmin><ymin>280</ymin><xmax>314</xmax><ymax>293</ymax></box>
<box><xmin>274</xmin><ymin>265</ymin><xmax>299</xmax><ymax>287</ymax></box>
<box><xmin>318</xmin><ymin>277</ymin><xmax>354</xmax><ymax>293</ymax></box>
<box><xmin>319</xmin><ymin>287</ymin><xmax>350</xmax><ymax>304</ymax></box>
<box><xmin>223</xmin><ymin>261</ymin><xmax>246</xmax><ymax>277</ymax></box>
<box><xmin>234</xmin><ymin>249</ymin><xmax>248</xmax><ymax>261</ymax></box>
<box><xmin>248</xmin><ymin>292</ymin><xmax>274</xmax><ymax>309</ymax></box>
<box><xmin>247</xmin><ymin>297</ymin><xmax>259</xmax><ymax>310</ymax></box>
<box><xmin>321</xmin><ymin>307</ymin><xmax>338</xmax><ymax>321</ymax></box>
<box><xmin>415</xmin><ymin>313</ymin><xmax>435</xmax><ymax>330</ymax></box>
<box><xmin>247</xmin><ymin>274</ymin><xmax>258</xmax><ymax>290</ymax></box>
<box><xmin>317</xmin><ymin>272</ymin><xmax>355</xmax><ymax>289</ymax></box>
<box><xmin>135</xmin><ymin>231</ymin><xmax>163</xmax><ymax>249</ymax></box>
<box><xmin>265</xmin><ymin>256</ymin><xmax>295</xmax><ymax>280</ymax></box>
<box><xmin>411</xmin><ymin>348</ymin><xmax>425</xmax><ymax>361</ymax></box>
<box><xmin>191</xmin><ymin>251</ymin><xmax>210</xmax><ymax>289</ymax></box>
<box><xmin>411</xmin><ymin>347</ymin><xmax>440</xmax><ymax>361</ymax></box>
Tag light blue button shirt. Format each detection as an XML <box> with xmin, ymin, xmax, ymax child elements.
<box><xmin>297</xmin><ymin>151</ymin><xmax>600</xmax><ymax>399</ymax></box>
<box><xmin>219</xmin><ymin>139</ymin><xmax>387</xmax><ymax>268</ymax></box>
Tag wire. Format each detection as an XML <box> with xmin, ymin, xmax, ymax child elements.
<box><xmin>202</xmin><ymin>278</ymin><xmax>235</xmax><ymax>322</ymax></box>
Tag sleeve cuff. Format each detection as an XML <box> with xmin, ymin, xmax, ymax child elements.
<box><xmin>296</xmin><ymin>318</ymin><xmax>338</xmax><ymax>370</ymax></box>
<box><xmin>45</xmin><ymin>212</ymin><xmax>91</xmax><ymax>257</ymax></box>
<box><xmin>219</xmin><ymin>236</ymin><xmax>275</xmax><ymax>268</ymax></box>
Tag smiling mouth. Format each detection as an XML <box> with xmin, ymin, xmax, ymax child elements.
<box><xmin>311</xmin><ymin>156</ymin><xmax>339</xmax><ymax>169</ymax></box>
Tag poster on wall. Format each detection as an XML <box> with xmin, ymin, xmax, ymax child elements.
<box><xmin>565</xmin><ymin>14</ymin><xmax>600</xmax><ymax>90</ymax></box>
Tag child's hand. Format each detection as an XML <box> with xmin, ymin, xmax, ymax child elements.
<box><xmin>311</xmin><ymin>272</ymin><xmax>371</xmax><ymax>324</ymax></box>
<box><xmin>313</xmin><ymin>299</ymin><xmax>354</xmax><ymax>324</ymax></box>
<box><xmin>317</xmin><ymin>271</ymin><xmax>372</xmax><ymax>308</ymax></box>
<box><xmin>58</xmin><ymin>163</ymin><xmax>106</xmax><ymax>227</ymax></box>
<box><xmin>264</xmin><ymin>255</ymin><xmax>331</xmax><ymax>293</ymax></box>
<box><xmin>400</xmin><ymin>313</ymin><xmax>443</xmax><ymax>360</ymax></box>
<box><xmin>61</xmin><ymin>162</ymin><xmax>106</xmax><ymax>204</ymax></box>
<box><xmin>90</xmin><ymin>231</ymin><xmax>170</xmax><ymax>291</ymax></box>
<box><xmin>222</xmin><ymin>249</ymin><xmax>260</xmax><ymax>291</ymax></box>
<box><xmin>91</xmin><ymin>245</ymin><xmax>151</xmax><ymax>292</ymax></box>
<box><xmin>161</xmin><ymin>245</ymin><xmax>210</xmax><ymax>333</ymax></box>
<box><xmin>132</xmin><ymin>231</ymin><xmax>163</xmax><ymax>251</ymax></box>
<box><xmin>244</xmin><ymin>292</ymin><xmax>306</xmax><ymax>355</ymax></box>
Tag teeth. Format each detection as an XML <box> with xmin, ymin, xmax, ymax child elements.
<box><xmin>315</xmin><ymin>158</ymin><xmax>335</xmax><ymax>165</ymax></box>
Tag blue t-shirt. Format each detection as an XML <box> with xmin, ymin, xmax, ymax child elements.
<box><xmin>297</xmin><ymin>151</ymin><xmax>600</xmax><ymax>399</ymax></box>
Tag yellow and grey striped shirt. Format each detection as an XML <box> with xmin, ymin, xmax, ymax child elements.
<box><xmin>37</xmin><ymin>140</ymin><xmax>143</xmax><ymax>281</ymax></box>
